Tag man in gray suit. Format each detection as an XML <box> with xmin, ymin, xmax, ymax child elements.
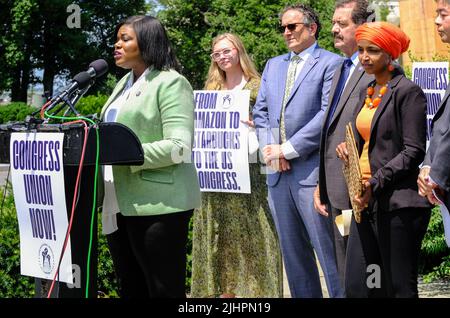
<box><xmin>253</xmin><ymin>4</ymin><xmax>343</xmax><ymax>298</ymax></box>
<box><xmin>313</xmin><ymin>0</ymin><xmax>373</xmax><ymax>285</ymax></box>
<box><xmin>418</xmin><ymin>0</ymin><xmax>450</xmax><ymax>211</ymax></box>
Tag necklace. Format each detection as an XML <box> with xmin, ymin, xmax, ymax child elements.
<box><xmin>365</xmin><ymin>83</ymin><xmax>388</xmax><ymax>109</ymax></box>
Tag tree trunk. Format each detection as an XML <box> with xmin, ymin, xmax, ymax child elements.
<box><xmin>10</xmin><ymin>68</ymin><xmax>24</xmax><ymax>102</ymax></box>
<box><xmin>42</xmin><ymin>68</ymin><xmax>54</xmax><ymax>98</ymax></box>
<box><xmin>42</xmin><ymin>17</ymin><xmax>55</xmax><ymax>97</ymax></box>
<box><xmin>19</xmin><ymin>47</ymin><xmax>32</xmax><ymax>102</ymax></box>
<box><xmin>19</xmin><ymin>67</ymin><xmax>30</xmax><ymax>102</ymax></box>
<box><xmin>10</xmin><ymin>45</ymin><xmax>33</xmax><ymax>103</ymax></box>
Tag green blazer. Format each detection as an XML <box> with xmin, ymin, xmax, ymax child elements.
<box><xmin>100</xmin><ymin>68</ymin><xmax>201</xmax><ymax>216</ymax></box>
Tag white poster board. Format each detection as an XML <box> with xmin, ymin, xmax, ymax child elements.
<box><xmin>193</xmin><ymin>90</ymin><xmax>251</xmax><ymax>193</ymax></box>
<box><xmin>412</xmin><ymin>62</ymin><xmax>449</xmax><ymax>146</ymax></box>
<box><xmin>412</xmin><ymin>62</ymin><xmax>450</xmax><ymax>247</ymax></box>
<box><xmin>10</xmin><ymin>132</ymin><xmax>73</xmax><ymax>284</ymax></box>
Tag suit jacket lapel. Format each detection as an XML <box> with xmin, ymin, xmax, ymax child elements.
<box><xmin>328</xmin><ymin>61</ymin><xmax>342</xmax><ymax>103</ymax></box>
<box><xmin>100</xmin><ymin>73</ymin><xmax>131</xmax><ymax>119</ymax></box>
<box><xmin>285</xmin><ymin>48</ymin><xmax>319</xmax><ymax>107</ymax></box>
<box><xmin>329</xmin><ymin>63</ymin><xmax>365</xmax><ymax>126</ymax></box>
<box><xmin>433</xmin><ymin>85</ymin><xmax>450</xmax><ymax>122</ymax></box>
<box><xmin>278</xmin><ymin>54</ymin><xmax>290</xmax><ymax>113</ymax></box>
<box><xmin>339</xmin><ymin>63</ymin><xmax>364</xmax><ymax>108</ymax></box>
<box><xmin>370</xmin><ymin>87</ymin><xmax>392</xmax><ymax>133</ymax></box>
<box><xmin>370</xmin><ymin>74</ymin><xmax>402</xmax><ymax>134</ymax></box>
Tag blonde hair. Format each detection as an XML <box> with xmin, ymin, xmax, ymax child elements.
<box><xmin>204</xmin><ymin>33</ymin><xmax>260</xmax><ymax>89</ymax></box>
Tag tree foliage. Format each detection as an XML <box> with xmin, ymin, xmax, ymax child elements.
<box><xmin>159</xmin><ymin>0</ymin><xmax>338</xmax><ymax>90</ymax></box>
<box><xmin>0</xmin><ymin>0</ymin><xmax>149</xmax><ymax>102</ymax></box>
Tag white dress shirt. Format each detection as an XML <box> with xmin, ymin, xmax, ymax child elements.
<box><xmin>102</xmin><ymin>68</ymin><xmax>150</xmax><ymax>235</ymax></box>
<box><xmin>281</xmin><ymin>42</ymin><xmax>317</xmax><ymax>160</ymax></box>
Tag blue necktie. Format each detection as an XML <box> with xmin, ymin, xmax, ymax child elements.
<box><xmin>325</xmin><ymin>58</ymin><xmax>353</xmax><ymax>129</ymax></box>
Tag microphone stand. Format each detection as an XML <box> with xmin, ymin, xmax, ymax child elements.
<box><xmin>62</xmin><ymin>84</ymin><xmax>92</xmax><ymax>117</ymax></box>
<box><xmin>31</xmin><ymin>79</ymin><xmax>94</xmax><ymax>119</ymax></box>
<box><xmin>49</xmin><ymin>82</ymin><xmax>94</xmax><ymax>117</ymax></box>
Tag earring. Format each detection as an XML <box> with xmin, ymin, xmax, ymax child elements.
<box><xmin>388</xmin><ymin>63</ymin><xmax>394</xmax><ymax>72</ymax></box>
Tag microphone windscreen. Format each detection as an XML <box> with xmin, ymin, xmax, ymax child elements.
<box><xmin>73</xmin><ymin>71</ymin><xmax>92</xmax><ymax>89</ymax></box>
<box><xmin>89</xmin><ymin>59</ymin><xmax>109</xmax><ymax>77</ymax></box>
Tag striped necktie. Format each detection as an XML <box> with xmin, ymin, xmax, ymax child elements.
<box><xmin>280</xmin><ymin>55</ymin><xmax>301</xmax><ymax>143</ymax></box>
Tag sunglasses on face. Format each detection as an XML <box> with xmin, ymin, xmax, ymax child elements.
<box><xmin>210</xmin><ymin>48</ymin><xmax>235</xmax><ymax>61</ymax></box>
<box><xmin>279</xmin><ymin>22</ymin><xmax>305</xmax><ymax>33</ymax></box>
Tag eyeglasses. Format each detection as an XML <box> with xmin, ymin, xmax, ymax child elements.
<box><xmin>279</xmin><ymin>23</ymin><xmax>304</xmax><ymax>33</ymax></box>
<box><xmin>210</xmin><ymin>48</ymin><xmax>235</xmax><ymax>61</ymax></box>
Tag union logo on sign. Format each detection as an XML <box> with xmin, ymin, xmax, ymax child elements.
<box><xmin>38</xmin><ymin>244</ymin><xmax>55</xmax><ymax>274</ymax></box>
<box><xmin>221</xmin><ymin>92</ymin><xmax>234</xmax><ymax>109</ymax></box>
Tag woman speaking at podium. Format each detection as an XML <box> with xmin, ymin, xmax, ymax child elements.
<box><xmin>99</xmin><ymin>15</ymin><xmax>201</xmax><ymax>298</ymax></box>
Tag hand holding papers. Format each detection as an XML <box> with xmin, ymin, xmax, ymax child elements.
<box><xmin>335</xmin><ymin>209</ymin><xmax>353</xmax><ymax>236</ymax></box>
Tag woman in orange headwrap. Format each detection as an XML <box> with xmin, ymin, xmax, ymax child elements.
<box><xmin>336</xmin><ymin>22</ymin><xmax>432</xmax><ymax>298</ymax></box>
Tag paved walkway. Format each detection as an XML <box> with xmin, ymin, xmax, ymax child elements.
<box><xmin>282</xmin><ymin>260</ymin><xmax>328</xmax><ymax>298</ymax></box>
<box><xmin>282</xmin><ymin>260</ymin><xmax>450</xmax><ymax>298</ymax></box>
<box><xmin>0</xmin><ymin>164</ymin><xmax>9</xmax><ymax>187</ymax></box>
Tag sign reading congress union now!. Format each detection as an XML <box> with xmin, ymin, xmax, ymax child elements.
<box><xmin>411</xmin><ymin>62</ymin><xmax>449</xmax><ymax>144</ymax></box>
<box><xmin>193</xmin><ymin>90</ymin><xmax>251</xmax><ymax>193</ymax></box>
<box><xmin>10</xmin><ymin>132</ymin><xmax>73</xmax><ymax>284</ymax></box>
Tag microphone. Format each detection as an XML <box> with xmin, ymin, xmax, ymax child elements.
<box><xmin>86</xmin><ymin>59</ymin><xmax>109</xmax><ymax>79</ymax></box>
<box><xmin>38</xmin><ymin>59</ymin><xmax>109</xmax><ymax>117</ymax></box>
<box><xmin>48</xmin><ymin>71</ymin><xmax>92</xmax><ymax>106</ymax></box>
<box><xmin>50</xmin><ymin>59</ymin><xmax>108</xmax><ymax>105</ymax></box>
<box><xmin>47</xmin><ymin>59</ymin><xmax>108</xmax><ymax>107</ymax></box>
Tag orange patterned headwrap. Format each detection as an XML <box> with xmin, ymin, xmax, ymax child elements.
<box><xmin>355</xmin><ymin>22</ymin><xmax>410</xmax><ymax>59</ymax></box>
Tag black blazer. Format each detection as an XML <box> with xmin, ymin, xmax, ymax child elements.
<box><xmin>354</xmin><ymin>71</ymin><xmax>431</xmax><ymax>212</ymax></box>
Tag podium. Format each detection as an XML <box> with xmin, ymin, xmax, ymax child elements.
<box><xmin>0</xmin><ymin>121</ymin><xmax>144</xmax><ymax>298</ymax></box>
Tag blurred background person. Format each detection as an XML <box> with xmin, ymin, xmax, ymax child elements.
<box><xmin>101</xmin><ymin>15</ymin><xmax>201</xmax><ymax>298</ymax></box>
<box><xmin>418</xmin><ymin>0</ymin><xmax>450</xmax><ymax>212</ymax></box>
<box><xmin>191</xmin><ymin>33</ymin><xmax>283</xmax><ymax>298</ymax></box>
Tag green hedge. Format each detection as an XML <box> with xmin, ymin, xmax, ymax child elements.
<box><xmin>0</xmin><ymin>102</ymin><xmax>35</xmax><ymax>124</ymax></box>
<box><xmin>0</xmin><ymin>183</ymin><xmax>196</xmax><ymax>297</ymax></box>
<box><xmin>0</xmin><ymin>184</ymin><xmax>34</xmax><ymax>297</ymax></box>
<box><xmin>75</xmin><ymin>94</ymin><xmax>109</xmax><ymax>117</ymax></box>
<box><xmin>0</xmin><ymin>95</ymin><xmax>108</xmax><ymax>125</ymax></box>
<box><xmin>420</xmin><ymin>206</ymin><xmax>450</xmax><ymax>282</ymax></box>
<box><xmin>0</xmin><ymin>182</ymin><xmax>119</xmax><ymax>297</ymax></box>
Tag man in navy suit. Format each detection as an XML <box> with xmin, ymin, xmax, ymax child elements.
<box><xmin>314</xmin><ymin>0</ymin><xmax>373</xmax><ymax>288</ymax></box>
<box><xmin>253</xmin><ymin>4</ymin><xmax>343</xmax><ymax>298</ymax></box>
<box><xmin>418</xmin><ymin>0</ymin><xmax>450</xmax><ymax>212</ymax></box>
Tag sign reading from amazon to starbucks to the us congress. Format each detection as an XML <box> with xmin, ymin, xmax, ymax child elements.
<box><xmin>193</xmin><ymin>90</ymin><xmax>251</xmax><ymax>193</ymax></box>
